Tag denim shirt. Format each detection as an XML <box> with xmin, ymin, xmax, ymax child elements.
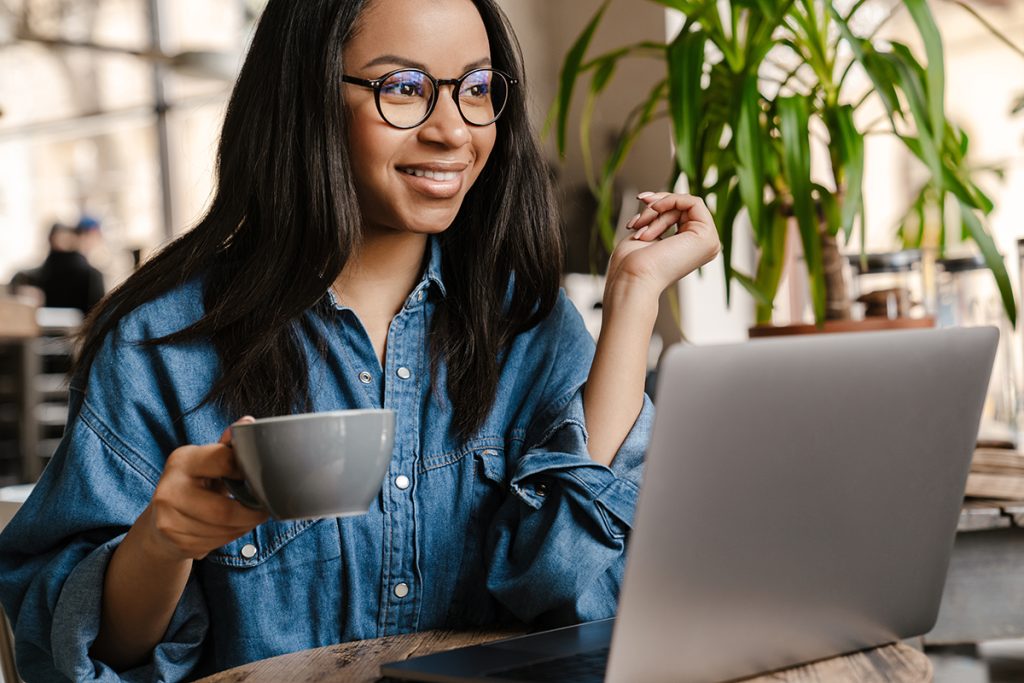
<box><xmin>0</xmin><ymin>238</ymin><xmax>653</xmax><ymax>682</ymax></box>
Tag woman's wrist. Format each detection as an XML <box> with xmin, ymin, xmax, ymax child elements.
<box><xmin>132</xmin><ymin>505</ymin><xmax>195</xmax><ymax>566</ymax></box>
<box><xmin>602</xmin><ymin>273</ymin><xmax>662</xmax><ymax>322</ymax></box>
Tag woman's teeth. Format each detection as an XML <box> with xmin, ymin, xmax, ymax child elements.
<box><xmin>400</xmin><ymin>168</ymin><xmax>458</xmax><ymax>181</ymax></box>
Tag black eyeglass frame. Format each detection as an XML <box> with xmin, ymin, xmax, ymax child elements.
<box><xmin>342</xmin><ymin>67</ymin><xmax>518</xmax><ymax>129</ymax></box>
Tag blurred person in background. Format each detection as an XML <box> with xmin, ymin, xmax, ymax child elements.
<box><xmin>9</xmin><ymin>221</ymin><xmax>105</xmax><ymax>314</ymax></box>
<box><xmin>75</xmin><ymin>214</ymin><xmax>104</xmax><ymax>261</ymax></box>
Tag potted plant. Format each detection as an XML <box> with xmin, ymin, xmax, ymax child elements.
<box><xmin>553</xmin><ymin>0</ymin><xmax>1020</xmax><ymax>330</ymax></box>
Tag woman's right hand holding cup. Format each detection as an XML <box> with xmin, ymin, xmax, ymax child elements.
<box><xmin>138</xmin><ymin>417</ymin><xmax>268</xmax><ymax>562</ymax></box>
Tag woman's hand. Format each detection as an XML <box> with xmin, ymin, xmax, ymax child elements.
<box><xmin>94</xmin><ymin>417</ymin><xmax>270</xmax><ymax>668</ymax></box>
<box><xmin>138</xmin><ymin>417</ymin><xmax>268</xmax><ymax>562</ymax></box>
<box><xmin>606</xmin><ymin>191</ymin><xmax>721</xmax><ymax>299</ymax></box>
<box><xmin>583</xmin><ymin>192</ymin><xmax>720</xmax><ymax>464</ymax></box>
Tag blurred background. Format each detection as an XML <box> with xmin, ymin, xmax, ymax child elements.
<box><xmin>0</xmin><ymin>5</ymin><xmax>1023</xmax><ymax>680</ymax></box>
<box><xmin>0</xmin><ymin>1</ymin><xmax>1020</xmax><ymax>329</ymax></box>
<box><xmin>0</xmin><ymin>0</ymin><xmax>1022</xmax><ymax>483</ymax></box>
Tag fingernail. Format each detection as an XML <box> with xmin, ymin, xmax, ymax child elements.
<box><xmin>626</xmin><ymin>213</ymin><xmax>641</xmax><ymax>229</ymax></box>
<box><xmin>632</xmin><ymin>227</ymin><xmax>649</xmax><ymax>240</ymax></box>
<box><xmin>637</xmin><ymin>191</ymin><xmax>655</xmax><ymax>199</ymax></box>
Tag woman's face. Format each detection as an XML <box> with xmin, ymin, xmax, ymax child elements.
<box><xmin>343</xmin><ymin>0</ymin><xmax>497</xmax><ymax>237</ymax></box>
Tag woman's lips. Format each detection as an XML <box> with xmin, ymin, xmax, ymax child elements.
<box><xmin>396</xmin><ymin>165</ymin><xmax>467</xmax><ymax>199</ymax></box>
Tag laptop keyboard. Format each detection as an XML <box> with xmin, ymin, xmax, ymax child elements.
<box><xmin>485</xmin><ymin>646</ymin><xmax>609</xmax><ymax>682</ymax></box>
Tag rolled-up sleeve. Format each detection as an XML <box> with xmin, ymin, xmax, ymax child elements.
<box><xmin>0</xmin><ymin>406</ymin><xmax>209</xmax><ymax>682</ymax></box>
<box><xmin>485</xmin><ymin>292</ymin><xmax>654</xmax><ymax>624</ymax></box>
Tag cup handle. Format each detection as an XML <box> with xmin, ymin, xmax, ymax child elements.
<box><xmin>222</xmin><ymin>478</ymin><xmax>266</xmax><ymax>511</ymax></box>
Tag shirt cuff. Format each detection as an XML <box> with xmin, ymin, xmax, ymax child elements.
<box><xmin>511</xmin><ymin>392</ymin><xmax>652</xmax><ymax>529</ymax></box>
<box><xmin>51</xmin><ymin>534</ymin><xmax>208</xmax><ymax>682</ymax></box>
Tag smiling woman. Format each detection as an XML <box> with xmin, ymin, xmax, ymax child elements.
<box><xmin>0</xmin><ymin>0</ymin><xmax>719</xmax><ymax>681</ymax></box>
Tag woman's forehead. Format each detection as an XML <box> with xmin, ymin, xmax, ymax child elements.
<box><xmin>346</xmin><ymin>0</ymin><xmax>491</xmax><ymax>73</ymax></box>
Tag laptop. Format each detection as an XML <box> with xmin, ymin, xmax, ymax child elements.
<box><xmin>382</xmin><ymin>327</ymin><xmax>998</xmax><ymax>683</ymax></box>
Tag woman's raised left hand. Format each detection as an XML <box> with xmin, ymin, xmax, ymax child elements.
<box><xmin>605</xmin><ymin>191</ymin><xmax>721</xmax><ymax>299</ymax></box>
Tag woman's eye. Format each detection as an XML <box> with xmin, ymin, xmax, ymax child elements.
<box><xmin>382</xmin><ymin>77</ymin><xmax>425</xmax><ymax>98</ymax></box>
<box><xmin>462</xmin><ymin>82</ymin><xmax>490</xmax><ymax>99</ymax></box>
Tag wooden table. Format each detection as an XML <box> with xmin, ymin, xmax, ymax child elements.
<box><xmin>198</xmin><ymin>627</ymin><xmax>932</xmax><ymax>683</ymax></box>
<box><xmin>927</xmin><ymin>499</ymin><xmax>1024</xmax><ymax>644</ymax></box>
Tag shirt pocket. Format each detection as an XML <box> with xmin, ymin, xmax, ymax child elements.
<box><xmin>199</xmin><ymin>519</ymin><xmax>344</xmax><ymax>657</ymax></box>
<box><xmin>205</xmin><ymin>518</ymin><xmax>334</xmax><ymax>567</ymax></box>
<box><xmin>420</xmin><ymin>440</ymin><xmax>508</xmax><ymax>626</ymax></box>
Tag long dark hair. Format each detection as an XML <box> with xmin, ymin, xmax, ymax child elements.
<box><xmin>75</xmin><ymin>0</ymin><xmax>562</xmax><ymax>437</ymax></box>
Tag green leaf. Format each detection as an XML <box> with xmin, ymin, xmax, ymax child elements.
<box><xmin>904</xmin><ymin>0</ymin><xmax>947</xmax><ymax>145</ymax></box>
<box><xmin>842</xmin><ymin>0</ymin><xmax>871</xmax><ymax>22</ymax></box>
<box><xmin>829</xmin><ymin>7</ymin><xmax>898</xmax><ymax>121</ymax></box>
<box><xmin>555</xmin><ymin>1</ymin><xmax>610</xmax><ymax>157</ymax></box>
<box><xmin>886</xmin><ymin>46</ymin><xmax>943</xmax><ymax>194</ymax></box>
<box><xmin>778</xmin><ymin>95</ymin><xmax>825</xmax><ymax>323</ymax></box>
<box><xmin>580</xmin><ymin>57</ymin><xmax>619</xmax><ymax>193</ymax></box>
<box><xmin>902</xmin><ymin>0</ymin><xmax>945</xmax><ymax>151</ymax></box>
<box><xmin>732</xmin><ymin>270</ymin><xmax>773</xmax><ymax>307</ymax></box>
<box><xmin>899</xmin><ymin>134</ymin><xmax>995</xmax><ymax>214</ymax></box>
<box><xmin>714</xmin><ymin>177</ymin><xmax>744</xmax><ymax>303</ymax></box>
<box><xmin>595</xmin><ymin>175</ymin><xmax>617</xmax><ymax>254</ymax></box>
<box><xmin>668</xmin><ymin>28</ymin><xmax>705</xmax><ymax>180</ymax></box>
<box><xmin>593</xmin><ymin>79</ymin><xmax>669</xmax><ymax>252</ymax></box>
<box><xmin>960</xmin><ymin>202</ymin><xmax>1017</xmax><ymax>327</ymax></box>
<box><xmin>648</xmin><ymin>0</ymin><xmax>704</xmax><ymax>15</ymax></box>
<box><xmin>754</xmin><ymin>210</ymin><xmax>788</xmax><ymax>324</ymax></box>
<box><xmin>832</xmin><ymin>104</ymin><xmax>864</xmax><ymax>241</ymax></box>
<box><xmin>814</xmin><ymin>183</ymin><xmax>842</xmax><ymax>238</ymax></box>
<box><xmin>735</xmin><ymin>73</ymin><xmax>765</xmax><ymax>243</ymax></box>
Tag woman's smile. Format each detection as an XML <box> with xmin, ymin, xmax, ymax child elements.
<box><xmin>396</xmin><ymin>161</ymin><xmax>470</xmax><ymax>199</ymax></box>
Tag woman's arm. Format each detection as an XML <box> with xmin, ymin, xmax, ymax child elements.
<box><xmin>584</xmin><ymin>192</ymin><xmax>720</xmax><ymax>465</ymax></box>
<box><xmin>91</xmin><ymin>421</ymin><xmax>267</xmax><ymax>670</ymax></box>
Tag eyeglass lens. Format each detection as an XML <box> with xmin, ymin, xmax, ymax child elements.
<box><xmin>378</xmin><ymin>69</ymin><xmax>509</xmax><ymax>127</ymax></box>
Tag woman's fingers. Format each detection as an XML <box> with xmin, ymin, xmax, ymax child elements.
<box><xmin>633</xmin><ymin>209</ymin><xmax>683</xmax><ymax>241</ymax></box>
<box><xmin>219</xmin><ymin>415</ymin><xmax>255</xmax><ymax>446</ymax></box>
<box><xmin>163</xmin><ymin>485</ymin><xmax>267</xmax><ymax>530</ymax></box>
<box><xmin>629</xmin><ymin>193</ymin><xmax>713</xmax><ymax>233</ymax></box>
<box><xmin>144</xmin><ymin>424</ymin><xmax>270</xmax><ymax>560</ymax></box>
<box><xmin>610</xmin><ymin>191</ymin><xmax>721</xmax><ymax>291</ymax></box>
<box><xmin>169</xmin><ymin>443</ymin><xmax>245</xmax><ymax>481</ymax></box>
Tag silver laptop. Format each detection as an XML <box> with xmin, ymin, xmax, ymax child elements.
<box><xmin>382</xmin><ymin>327</ymin><xmax>998</xmax><ymax>683</ymax></box>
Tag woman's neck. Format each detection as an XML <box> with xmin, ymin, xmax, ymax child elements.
<box><xmin>333</xmin><ymin>231</ymin><xmax>429</xmax><ymax>320</ymax></box>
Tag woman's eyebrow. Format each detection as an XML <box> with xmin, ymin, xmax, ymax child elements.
<box><xmin>360</xmin><ymin>55</ymin><xmax>493</xmax><ymax>72</ymax></box>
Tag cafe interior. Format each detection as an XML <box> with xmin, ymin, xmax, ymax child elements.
<box><xmin>0</xmin><ymin>0</ymin><xmax>1023</xmax><ymax>681</ymax></box>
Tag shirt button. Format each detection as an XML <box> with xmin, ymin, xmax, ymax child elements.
<box><xmin>358</xmin><ymin>371</ymin><xmax>372</xmax><ymax>384</ymax></box>
<box><xmin>396</xmin><ymin>367</ymin><xmax>411</xmax><ymax>380</ymax></box>
<box><xmin>417</xmin><ymin>291</ymin><xmax>424</xmax><ymax>302</ymax></box>
<box><xmin>482</xmin><ymin>449</ymin><xmax>498</xmax><ymax>457</ymax></box>
<box><xmin>535</xmin><ymin>482</ymin><xmax>549</xmax><ymax>497</ymax></box>
<box><xmin>240</xmin><ymin>544</ymin><xmax>257</xmax><ymax>559</ymax></box>
<box><xmin>395</xmin><ymin>475</ymin><xmax>411</xmax><ymax>490</ymax></box>
<box><xmin>394</xmin><ymin>582</ymin><xmax>410</xmax><ymax>598</ymax></box>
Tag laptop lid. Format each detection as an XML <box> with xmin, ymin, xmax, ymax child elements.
<box><xmin>606</xmin><ymin>326</ymin><xmax>997</xmax><ymax>682</ymax></box>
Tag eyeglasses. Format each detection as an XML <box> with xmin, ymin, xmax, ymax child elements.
<box><xmin>342</xmin><ymin>67</ymin><xmax>517</xmax><ymax>129</ymax></box>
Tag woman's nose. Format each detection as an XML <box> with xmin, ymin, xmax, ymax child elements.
<box><xmin>417</xmin><ymin>88</ymin><xmax>470</xmax><ymax>147</ymax></box>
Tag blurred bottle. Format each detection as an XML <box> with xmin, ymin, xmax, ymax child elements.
<box><xmin>937</xmin><ymin>253</ymin><xmax>1017</xmax><ymax>447</ymax></box>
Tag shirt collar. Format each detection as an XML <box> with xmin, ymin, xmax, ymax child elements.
<box><xmin>423</xmin><ymin>234</ymin><xmax>447</xmax><ymax>298</ymax></box>
<box><xmin>325</xmin><ymin>236</ymin><xmax>446</xmax><ymax>310</ymax></box>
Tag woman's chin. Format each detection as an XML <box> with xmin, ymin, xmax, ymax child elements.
<box><xmin>401</xmin><ymin>213</ymin><xmax>460</xmax><ymax>235</ymax></box>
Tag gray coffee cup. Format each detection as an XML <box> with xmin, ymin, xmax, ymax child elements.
<box><xmin>225</xmin><ymin>409</ymin><xmax>395</xmax><ymax>520</ymax></box>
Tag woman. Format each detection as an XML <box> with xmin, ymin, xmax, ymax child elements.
<box><xmin>0</xmin><ymin>0</ymin><xmax>719</xmax><ymax>680</ymax></box>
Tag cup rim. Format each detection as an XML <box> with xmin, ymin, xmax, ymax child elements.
<box><xmin>232</xmin><ymin>408</ymin><xmax>394</xmax><ymax>428</ymax></box>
